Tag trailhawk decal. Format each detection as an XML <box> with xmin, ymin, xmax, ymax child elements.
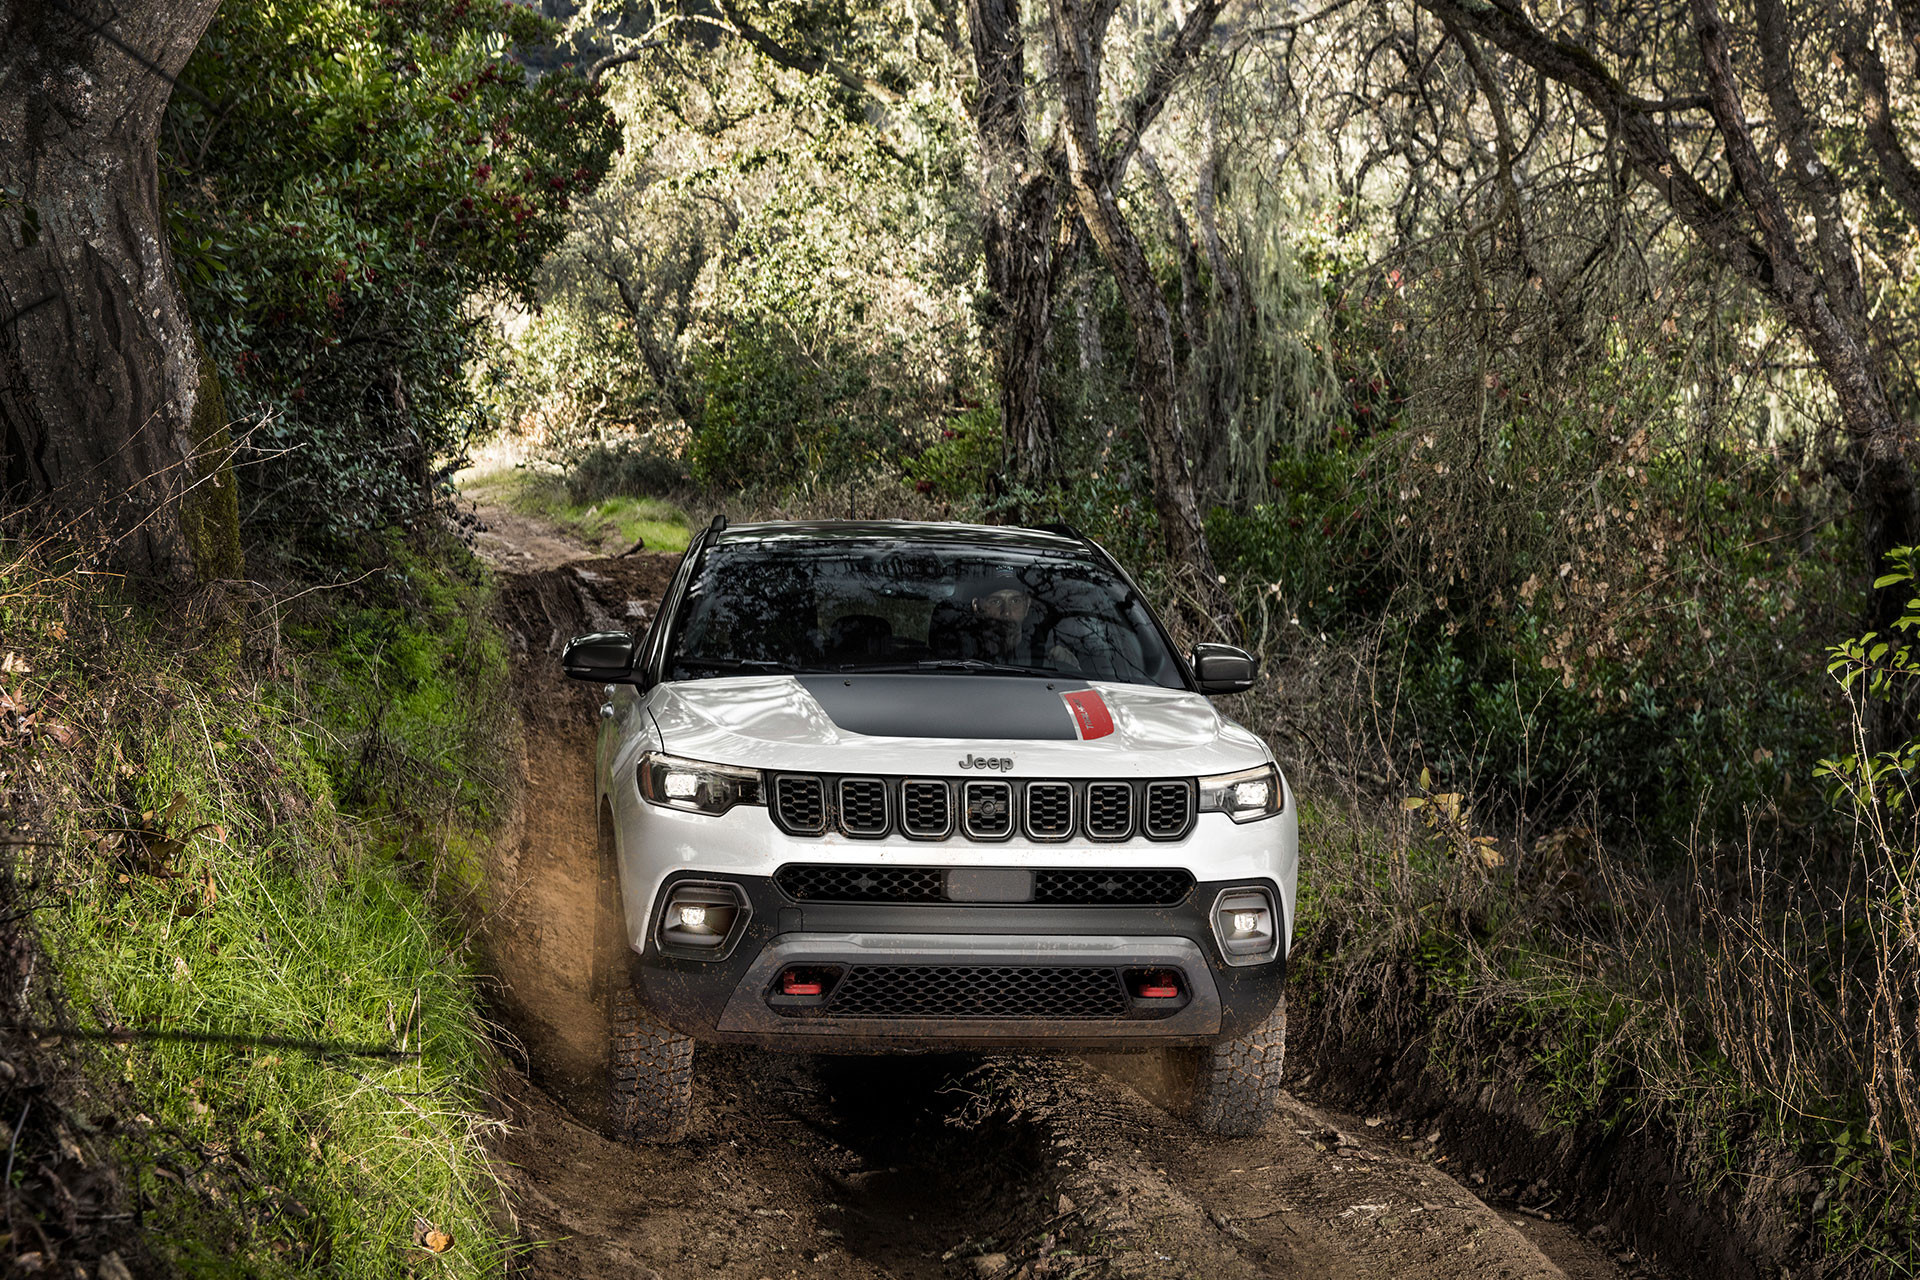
<box><xmin>1061</xmin><ymin>688</ymin><xmax>1115</xmax><ymax>740</ymax></box>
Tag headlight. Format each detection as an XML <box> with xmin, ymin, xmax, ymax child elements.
<box><xmin>1198</xmin><ymin>763</ymin><xmax>1284</xmax><ymax>823</ymax></box>
<box><xmin>637</xmin><ymin>752</ymin><xmax>764</xmax><ymax>816</ymax></box>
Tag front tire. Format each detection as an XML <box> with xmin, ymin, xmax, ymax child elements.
<box><xmin>593</xmin><ymin>806</ymin><xmax>695</xmax><ymax>1144</ymax></box>
<box><xmin>607</xmin><ymin>981</ymin><xmax>695</xmax><ymax>1143</ymax></box>
<box><xmin>1169</xmin><ymin>994</ymin><xmax>1286</xmax><ymax>1136</ymax></box>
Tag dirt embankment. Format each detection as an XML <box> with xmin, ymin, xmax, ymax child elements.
<box><xmin>464</xmin><ymin>498</ymin><xmax>1642</xmax><ymax>1280</ymax></box>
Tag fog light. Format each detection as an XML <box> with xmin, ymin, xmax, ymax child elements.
<box><xmin>655</xmin><ymin>881</ymin><xmax>749</xmax><ymax>957</ymax></box>
<box><xmin>1212</xmin><ymin>887</ymin><xmax>1280</xmax><ymax>966</ymax></box>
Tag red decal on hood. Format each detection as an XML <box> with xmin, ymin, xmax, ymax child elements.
<box><xmin>1061</xmin><ymin>689</ymin><xmax>1115</xmax><ymax>740</ymax></box>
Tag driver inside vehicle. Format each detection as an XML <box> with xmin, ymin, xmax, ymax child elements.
<box><xmin>966</xmin><ymin>579</ymin><xmax>1074</xmax><ymax>669</ymax></box>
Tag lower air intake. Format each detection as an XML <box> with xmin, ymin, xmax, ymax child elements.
<box><xmin>822</xmin><ymin>965</ymin><xmax>1130</xmax><ymax>1019</ymax></box>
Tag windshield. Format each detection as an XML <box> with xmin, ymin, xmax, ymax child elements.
<box><xmin>665</xmin><ymin>539</ymin><xmax>1185</xmax><ymax>688</ymax></box>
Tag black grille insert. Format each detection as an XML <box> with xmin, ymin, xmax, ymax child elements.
<box><xmin>777</xmin><ymin>864</ymin><xmax>1191</xmax><ymax>905</ymax></box>
<box><xmin>777</xmin><ymin>864</ymin><xmax>946</xmax><ymax>903</ymax></box>
<box><xmin>822</xmin><ymin>965</ymin><xmax>1130</xmax><ymax>1019</ymax></box>
<box><xmin>774</xmin><ymin>775</ymin><xmax>826</xmax><ymax>834</ymax></box>
<box><xmin>900</xmin><ymin>781</ymin><xmax>952</xmax><ymax>837</ymax></box>
<box><xmin>838</xmin><ymin>778</ymin><xmax>889</xmax><ymax>837</ymax></box>
<box><xmin>1025</xmin><ymin>782</ymin><xmax>1074</xmax><ymax>839</ymax></box>
<box><xmin>1144</xmin><ymin>781</ymin><xmax>1194</xmax><ymax>839</ymax></box>
<box><xmin>1033</xmin><ymin>868</ymin><xmax>1193</xmax><ymax>905</ymax></box>
<box><xmin>963</xmin><ymin>781</ymin><xmax>1014</xmax><ymax>839</ymax></box>
<box><xmin>1085</xmin><ymin>782</ymin><xmax>1134</xmax><ymax>839</ymax></box>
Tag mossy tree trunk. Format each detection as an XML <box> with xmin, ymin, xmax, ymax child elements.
<box><xmin>0</xmin><ymin>0</ymin><xmax>238</xmax><ymax>585</ymax></box>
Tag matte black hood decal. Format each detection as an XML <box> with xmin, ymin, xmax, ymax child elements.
<box><xmin>797</xmin><ymin>674</ymin><xmax>1088</xmax><ymax>740</ymax></box>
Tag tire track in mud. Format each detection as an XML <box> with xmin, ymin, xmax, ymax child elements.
<box><xmin>470</xmin><ymin>526</ymin><xmax>1635</xmax><ymax>1280</ymax></box>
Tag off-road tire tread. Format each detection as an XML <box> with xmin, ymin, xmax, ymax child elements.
<box><xmin>608</xmin><ymin>981</ymin><xmax>695</xmax><ymax>1143</ymax></box>
<box><xmin>1187</xmin><ymin>995</ymin><xmax>1286</xmax><ymax>1136</ymax></box>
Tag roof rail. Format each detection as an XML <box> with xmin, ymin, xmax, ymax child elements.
<box><xmin>1031</xmin><ymin>521</ymin><xmax>1084</xmax><ymax>541</ymax></box>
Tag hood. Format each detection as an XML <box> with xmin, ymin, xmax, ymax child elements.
<box><xmin>646</xmin><ymin>674</ymin><xmax>1269</xmax><ymax>778</ymax></box>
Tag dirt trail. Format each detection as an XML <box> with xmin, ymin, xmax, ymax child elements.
<box><xmin>466</xmin><ymin>493</ymin><xmax>1641</xmax><ymax>1280</ymax></box>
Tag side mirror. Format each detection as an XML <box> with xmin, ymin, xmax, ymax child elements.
<box><xmin>562</xmin><ymin>631</ymin><xmax>637</xmax><ymax>682</ymax></box>
<box><xmin>1192</xmin><ymin>642</ymin><xmax>1257</xmax><ymax>695</ymax></box>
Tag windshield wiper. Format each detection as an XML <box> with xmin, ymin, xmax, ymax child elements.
<box><xmin>674</xmin><ymin>656</ymin><xmax>797</xmax><ymax>674</ymax></box>
<box><xmin>836</xmin><ymin>659</ymin><xmax>1054</xmax><ymax>677</ymax></box>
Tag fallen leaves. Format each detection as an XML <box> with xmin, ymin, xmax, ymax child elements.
<box><xmin>413</xmin><ymin>1218</ymin><xmax>454</xmax><ymax>1253</ymax></box>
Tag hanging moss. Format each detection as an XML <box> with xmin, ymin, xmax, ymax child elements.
<box><xmin>180</xmin><ymin>335</ymin><xmax>244</xmax><ymax>583</ymax></box>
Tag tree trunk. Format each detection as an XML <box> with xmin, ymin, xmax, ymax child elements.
<box><xmin>1047</xmin><ymin>0</ymin><xmax>1235</xmax><ymax>630</ymax></box>
<box><xmin>0</xmin><ymin>0</ymin><xmax>235</xmax><ymax>584</ymax></box>
<box><xmin>968</xmin><ymin>0</ymin><xmax>1061</xmax><ymax>496</ymax></box>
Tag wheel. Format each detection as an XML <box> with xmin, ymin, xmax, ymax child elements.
<box><xmin>593</xmin><ymin>806</ymin><xmax>695</xmax><ymax>1144</ymax></box>
<box><xmin>1168</xmin><ymin>994</ymin><xmax>1286</xmax><ymax>1136</ymax></box>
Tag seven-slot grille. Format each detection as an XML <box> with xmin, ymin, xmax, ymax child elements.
<box><xmin>1085</xmin><ymin>783</ymin><xmax>1134</xmax><ymax>840</ymax></box>
<box><xmin>963</xmin><ymin>781</ymin><xmax>1014</xmax><ymax>839</ymax></box>
<box><xmin>837</xmin><ymin>778</ymin><xmax>889</xmax><ymax>837</ymax></box>
<box><xmin>813</xmin><ymin>965</ymin><xmax>1133</xmax><ymax>1019</ymax></box>
<box><xmin>773</xmin><ymin>776</ymin><xmax>1204</xmax><ymax>842</ymax></box>
<box><xmin>776</xmin><ymin>864</ymin><xmax>1194</xmax><ymax>906</ymax></box>
<box><xmin>773</xmin><ymin>775</ymin><xmax>826</xmax><ymax>834</ymax></box>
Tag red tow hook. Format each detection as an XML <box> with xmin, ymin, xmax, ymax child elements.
<box><xmin>1134</xmin><ymin>969</ymin><xmax>1182</xmax><ymax>999</ymax></box>
<box><xmin>780</xmin><ymin>969</ymin><xmax>823</xmax><ymax>997</ymax></box>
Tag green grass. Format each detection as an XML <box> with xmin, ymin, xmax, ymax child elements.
<box><xmin>464</xmin><ymin>467</ymin><xmax>691</xmax><ymax>553</ymax></box>
<box><xmin>7</xmin><ymin>539</ymin><xmax>516</xmax><ymax>1276</ymax></box>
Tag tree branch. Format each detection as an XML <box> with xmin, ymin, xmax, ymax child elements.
<box><xmin>1103</xmin><ymin>0</ymin><xmax>1229</xmax><ymax>186</ymax></box>
<box><xmin>711</xmin><ymin>0</ymin><xmax>903</xmax><ymax>105</ymax></box>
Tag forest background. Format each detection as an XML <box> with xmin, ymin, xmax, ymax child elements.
<box><xmin>2</xmin><ymin>0</ymin><xmax>1918</xmax><ymax>1273</ymax></box>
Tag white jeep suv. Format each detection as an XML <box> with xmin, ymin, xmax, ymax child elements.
<box><xmin>562</xmin><ymin>519</ymin><xmax>1296</xmax><ymax>1140</ymax></box>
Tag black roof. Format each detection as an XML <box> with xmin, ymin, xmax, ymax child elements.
<box><xmin>711</xmin><ymin>520</ymin><xmax>1088</xmax><ymax>552</ymax></box>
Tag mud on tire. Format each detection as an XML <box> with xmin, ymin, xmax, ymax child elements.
<box><xmin>594</xmin><ymin>805</ymin><xmax>695</xmax><ymax>1144</ymax></box>
<box><xmin>607</xmin><ymin>981</ymin><xmax>695</xmax><ymax>1143</ymax></box>
<box><xmin>1169</xmin><ymin>995</ymin><xmax>1286</xmax><ymax>1136</ymax></box>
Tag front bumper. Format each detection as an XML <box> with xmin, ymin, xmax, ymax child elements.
<box><xmin>628</xmin><ymin>872</ymin><xmax>1287</xmax><ymax>1050</ymax></box>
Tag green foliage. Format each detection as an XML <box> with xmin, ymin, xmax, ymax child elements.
<box><xmin>904</xmin><ymin>402</ymin><xmax>1000</xmax><ymax>500</ymax></box>
<box><xmin>491</xmin><ymin>28</ymin><xmax>978</xmax><ymax>496</ymax></box>
<box><xmin>686</xmin><ymin>329</ymin><xmax>909</xmax><ymax>492</ymax></box>
<box><xmin>165</xmin><ymin>0</ymin><xmax>620</xmax><ymax>552</ymax></box>
<box><xmin>3</xmin><ymin>543</ymin><xmax>513</xmax><ymax>1274</ymax></box>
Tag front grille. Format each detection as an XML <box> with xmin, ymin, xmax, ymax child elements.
<box><xmin>901</xmin><ymin>781</ymin><xmax>952</xmax><ymax>838</ymax></box>
<box><xmin>774</xmin><ymin>775</ymin><xmax>826</xmax><ymax>834</ymax></box>
<box><xmin>838</xmin><ymin>778</ymin><xmax>889</xmax><ymax>837</ymax></box>
<box><xmin>1144</xmin><ymin>781</ymin><xmax>1194</xmax><ymax>839</ymax></box>
<box><xmin>1033</xmin><ymin>868</ymin><xmax>1193</xmax><ymax>905</ymax></box>
<box><xmin>771</xmin><ymin>775</ymin><xmax>1200</xmax><ymax>843</ymax></box>
<box><xmin>963</xmin><ymin>781</ymin><xmax>1014</xmax><ymax>839</ymax></box>
<box><xmin>777</xmin><ymin>864</ymin><xmax>946</xmax><ymax>903</ymax></box>
<box><xmin>1085</xmin><ymin>783</ymin><xmax>1134</xmax><ymax>839</ymax></box>
<box><xmin>1025</xmin><ymin>782</ymin><xmax>1074</xmax><ymax>839</ymax></box>
<box><xmin>823</xmin><ymin>965</ymin><xmax>1130</xmax><ymax>1019</ymax></box>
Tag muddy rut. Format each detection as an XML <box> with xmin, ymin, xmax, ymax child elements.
<box><xmin>466</xmin><ymin>505</ymin><xmax>1637</xmax><ymax>1280</ymax></box>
